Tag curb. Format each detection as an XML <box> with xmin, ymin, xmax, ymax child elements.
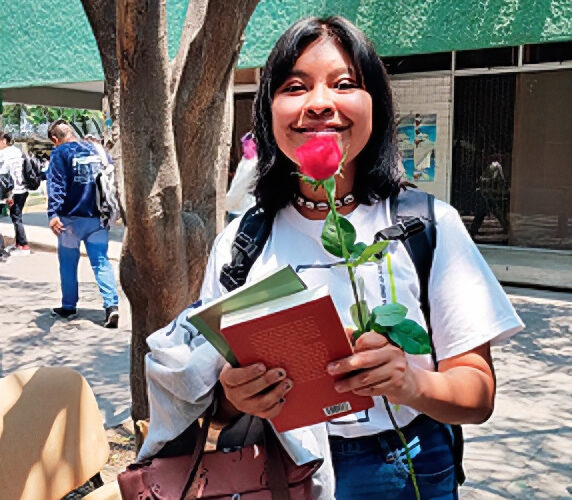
<box><xmin>3</xmin><ymin>234</ymin><xmax>121</xmax><ymax>262</ymax></box>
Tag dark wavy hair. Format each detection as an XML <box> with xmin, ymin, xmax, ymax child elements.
<box><xmin>253</xmin><ymin>16</ymin><xmax>400</xmax><ymax>217</ymax></box>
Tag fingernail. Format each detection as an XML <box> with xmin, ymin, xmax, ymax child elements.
<box><xmin>284</xmin><ymin>381</ymin><xmax>292</xmax><ymax>391</ymax></box>
<box><xmin>277</xmin><ymin>370</ymin><xmax>285</xmax><ymax>378</ymax></box>
<box><xmin>327</xmin><ymin>363</ymin><xmax>339</xmax><ymax>375</ymax></box>
<box><xmin>334</xmin><ymin>383</ymin><xmax>343</xmax><ymax>393</ymax></box>
<box><xmin>255</xmin><ymin>364</ymin><xmax>265</xmax><ymax>374</ymax></box>
<box><xmin>279</xmin><ymin>398</ymin><xmax>286</xmax><ymax>404</ymax></box>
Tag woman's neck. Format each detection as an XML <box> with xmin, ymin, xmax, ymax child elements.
<box><xmin>294</xmin><ymin>163</ymin><xmax>357</xmax><ymax>220</ymax></box>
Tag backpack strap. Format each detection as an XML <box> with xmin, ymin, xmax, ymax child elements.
<box><xmin>390</xmin><ymin>186</ymin><xmax>465</xmax><ymax>485</ymax></box>
<box><xmin>389</xmin><ymin>187</ymin><xmax>437</xmax><ymax>365</ymax></box>
<box><xmin>219</xmin><ymin>205</ymin><xmax>272</xmax><ymax>292</ymax></box>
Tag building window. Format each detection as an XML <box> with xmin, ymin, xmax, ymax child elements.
<box><xmin>523</xmin><ymin>41</ymin><xmax>572</xmax><ymax>64</ymax></box>
<box><xmin>382</xmin><ymin>52</ymin><xmax>451</xmax><ymax>75</ymax></box>
<box><xmin>452</xmin><ymin>74</ymin><xmax>516</xmax><ymax>245</ymax></box>
<box><xmin>455</xmin><ymin>47</ymin><xmax>518</xmax><ymax>69</ymax></box>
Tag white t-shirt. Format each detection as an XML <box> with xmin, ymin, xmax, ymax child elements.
<box><xmin>200</xmin><ymin>198</ymin><xmax>524</xmax><ymax>438</ymax></box>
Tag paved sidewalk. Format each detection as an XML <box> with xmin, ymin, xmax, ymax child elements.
<box><xmin>0</xmin><ymin>250</ymin><xmax>131</xmax><ymax>428</ymax></box>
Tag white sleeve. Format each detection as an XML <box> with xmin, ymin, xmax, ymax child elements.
<box><xmin>429</xmin><ymin>201</ymin><xmax>524</xmax><ymax>361</ymax></box>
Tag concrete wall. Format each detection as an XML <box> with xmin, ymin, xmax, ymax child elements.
<box><xmin>391</xmin><ymin>76</ymin><xmax>453</xmax><ymax>202</ymax></box>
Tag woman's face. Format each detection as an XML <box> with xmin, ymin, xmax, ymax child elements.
<box><xmin>272</xmin><ymin>37</ymin><xmax>373</xmax><ymax>170</ymax></box>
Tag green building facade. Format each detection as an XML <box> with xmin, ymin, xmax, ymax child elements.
<box><xmin>1</xmin><ymin>0</ymin><xmax>570</xmax><ymax>89</ymax></box>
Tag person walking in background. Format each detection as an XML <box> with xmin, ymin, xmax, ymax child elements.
<box><xmin>0</xmin><ymin>132</ymin><xmax>30</xmax><ymax>255</ymax></box>
<box><xmin>47</xmin><ymin>120</ymin><xmax>119</xmax><ymax>328</ymax></box>
<box><xmin>469</xmin><ymin>154</ymin><xmax>508</xmax><ymax>238</ymax></box>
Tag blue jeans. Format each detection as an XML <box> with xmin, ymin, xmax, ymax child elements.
<box><xmin>330</xmin><ymin>415</ymin><xmax>458</xmax><ymax>500</ymax></box>
<box><xmin>58</xmin><ymin>216</ymin><xmax>118</xmax><ymax>309</ymax></box>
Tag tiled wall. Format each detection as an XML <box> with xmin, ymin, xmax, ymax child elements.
<box><xmin>391</xmin><ymin>75</ymin><xmax>453</xmax><ymax>202</ymax></box>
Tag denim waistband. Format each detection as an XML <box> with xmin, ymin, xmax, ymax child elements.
<box><xmin>328</xmin><ymin>414</ymin><xmax>450</xmax><ymax>455</ymax></box>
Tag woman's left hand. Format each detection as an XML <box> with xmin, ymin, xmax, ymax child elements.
<box><xmin>327</xmin><ymin>330</ymin><xmax>420</xmax><ymax>405</ymax></box>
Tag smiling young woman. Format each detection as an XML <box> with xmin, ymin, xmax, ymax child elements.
<box><xmin>139</xmin><ymin>16</ymin><xmax>524</xmax><ymax>500</ymax></box>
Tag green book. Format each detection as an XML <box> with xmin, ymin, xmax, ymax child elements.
<box><xmin>188</xmin><ymin>265</ymin><xmax>307</xmax><ymax>366</ymax></box>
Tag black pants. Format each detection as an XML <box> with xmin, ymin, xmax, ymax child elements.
<box><xmin>9</xmin><ymin>192</ymin><xmax>28</xmax><ymax>246</ymax></box>
<box><xmin>469</xmin><ymin>192</ymin><xmax>507</xmax><ymax>237</ymax></box>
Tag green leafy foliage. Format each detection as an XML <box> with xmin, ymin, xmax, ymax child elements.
<box><xmin>371</xmin><ymin>303</ymin><xmax>408</xmax><ymax>327</ymax></box>
<box><xmin>351</xmin><ymin>240</ymin><xmax>388</xmax><ymax>266</ymax></box>
<box><xmin>321</xmin><ymin>211</ymin><xmax>356</xmax><ymax>258</ymax></box>
<box><xmin>350</xmin><ymin>300</ymin><xmax>370</xmax><ymax>332</ymax></box>
<box><xmin>350</xmin><ymin>242</ymin><xmax>367</xmax><ymax>259</ymax></box>
<box><xmin>386</xmin><ymin>319</ymin><xmax>432</xmax><ymax>355</ymax></box>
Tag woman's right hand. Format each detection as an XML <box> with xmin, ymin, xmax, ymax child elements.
<box><xmin>219</xmin><ymin>362</ymin><xmax>293</xmax><ymax>420</ymax></box>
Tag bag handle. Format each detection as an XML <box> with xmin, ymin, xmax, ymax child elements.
<box><xmin>189</xmin><ymin>404</ymin><xmax>293</xmax><ymax>500</ymax></box>
<box><xmin>262</xmin><ymin>420</ymin><xmax>292</xmax><ymax>500</ymax></box>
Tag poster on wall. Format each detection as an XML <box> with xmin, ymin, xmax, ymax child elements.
<box><xmin>397</xmin><ymin>113</ymin><xmax>437</xmax><ymax>182</ymax></box>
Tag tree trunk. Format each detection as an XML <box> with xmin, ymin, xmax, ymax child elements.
<box><xmin>83</xmin><ymin>0</ymin><xmax>259</xmax><ymax>447</ymax></box>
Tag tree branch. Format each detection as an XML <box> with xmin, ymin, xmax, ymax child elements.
<box><xmin>172</xmin><ymin>0</ymin><xmax>260</xmax><ymax>238</ymax></box>
<box><xmin>80</xmin><ymin>0</ymin><xmax>120</xmax><ymax>147</ymax></box>
<box><xmin>117</xmin><ymin>0</ymin><xmax>186</xmax><ymax>295</ymax></box>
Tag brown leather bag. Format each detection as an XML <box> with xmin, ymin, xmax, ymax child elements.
<box><xmin>118</xmin><ymin>405</ymin><xmax>321</xmax><ymax>500</ymax></box>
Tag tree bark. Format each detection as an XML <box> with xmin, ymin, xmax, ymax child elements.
<box><xmin>82</xmin><ymin>0</ymin><xmax>259</xmax><ymax>446</ymax></box>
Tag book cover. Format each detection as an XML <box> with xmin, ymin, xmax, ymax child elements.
<box><xmin>187</xmin><ymin>265</ymin><xmax>307</xmax><ymax>366</ymax></box>
<box><xmin>220</xmin><ymin>287</ymin><xmax>374</xmax><ymax>432</ymax></box>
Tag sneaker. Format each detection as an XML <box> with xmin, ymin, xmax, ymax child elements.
<box><xmin>5</xmin><ymin>244</ymin><xmax>16</xmax><ymax>253</ymax></box>
<box><xmin>11</xmin><ymin>245</ymin><xmax>31</xmax><ymax>256</ymax></box>
<box><xmin>104</xmin><ymin>306</ymin><xmax>119</xmax><ymax>328</ymax></box>
<box><xmin>50</xmin><ymin>307</ymin><xmax>78</xmax><ymax>319</ymax></box>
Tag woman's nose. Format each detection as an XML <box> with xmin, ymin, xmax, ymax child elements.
<box><xmin>303</xmin><ymin>85</ymin><xmax>335</xmax><ymax>117</ymax></box>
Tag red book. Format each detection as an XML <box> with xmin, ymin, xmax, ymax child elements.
<box><xmin>220</xmin><ymin>286</ymin><xmax>374</xmax><ymax>432</ymax></box>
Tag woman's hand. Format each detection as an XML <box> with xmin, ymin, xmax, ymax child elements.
<box><xmin>219</xmin><ymin>362</ymin><xmax>293</xmax><ymax>420</ymax></box>
<box><xmin>327</xmin><ymin>331</ymin><xmax>420</xmax><ymax>405</ymax></box>
<box><xmin>328</xmin><ymin>330</ymin><xmax>496</xmax><ymax>424</ymax></box>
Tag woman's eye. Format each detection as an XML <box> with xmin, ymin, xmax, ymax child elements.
<box><xmin>282</xmin><ymin>83</ymin><xmax>306</xmax><ymax>93</ymax></box>
<box><xmin>335</xmin><ymin>80</ymin><xmax>358</xmax><ymax>90</ymax></box>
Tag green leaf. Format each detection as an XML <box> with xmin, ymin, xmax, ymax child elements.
<box><xmin>352</xmin><ymin>240</ymin><xmax>389</xmax><ymax>266</ymax></box>
<box><xmin>321</xmin><ymin>211</ymin><xmax>356</xmax><ymax>258</ymax></box>
<box><xmin>297</xmin><ymin>174</ymin><xmax>319</xmax><ymax>187</ymax></box>
<box><xmin>386</xmin><ymin>319</ymin><xmax>432</xmax><ymax>355</ymax></box>
<box><xmin>371</xmin><ymin>303</ymin><xmax>408</xmax><ymax>327</ymax></box>
<box><xmin>350</xmin><ymin>300</ymin><xmax>370</xmax><ymax>331</ymax></box>
<box><xmin>349</xmin><ymin>242</ymin><xmax>367</xmax><ymax>259</ymax></box>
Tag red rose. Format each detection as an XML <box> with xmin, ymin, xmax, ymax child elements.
<box><xmin>295</xmin><ymin>136</ymin><xmax>342</xmax><ymax>180</ymax></box>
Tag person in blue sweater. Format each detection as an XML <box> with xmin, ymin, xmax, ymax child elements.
<box><xmin>47</xmin><ymin>119</ymin><xmax>119</xmax><ymax>328</ymax></box>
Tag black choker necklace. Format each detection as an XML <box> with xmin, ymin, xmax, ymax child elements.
<box><xmin>294</xmin><ymin>192</ymin><xmax>355</xmax><ymax>211</ymax></box>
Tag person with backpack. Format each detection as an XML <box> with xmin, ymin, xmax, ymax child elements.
<box><xmin>46</xmin><ymin>120</ymin><xmax>119</xmax><ymax>328</ymax></box>
<box><xmin>0</xmin><ymin>132</ymin><xmax>31</xmax><ymax>255</ymax></box>
<box><xmin>139</xmin><ymin>17</ymin><xmax>524</xmax><ymax>499</ymax></box>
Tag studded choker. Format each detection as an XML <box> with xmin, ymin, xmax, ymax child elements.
<box><xmin>294</xmin><ymin>192</ymin><xmax>356</xmax><ymax>211</ymax></box>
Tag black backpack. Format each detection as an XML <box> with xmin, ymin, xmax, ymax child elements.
<box><xmin>219</xmin><ymin>186</ymin><xmax>466</xmax><ymax>485</ymax></box>
<box><xmin>21</xmin><ymin>153</ymin><xmax>42</xmax><ymax>191</ymax></box>
<box><xmin>0</xmin><ymin>173</ymin><xmax>14</xmax><ymax>200</ymax></box>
